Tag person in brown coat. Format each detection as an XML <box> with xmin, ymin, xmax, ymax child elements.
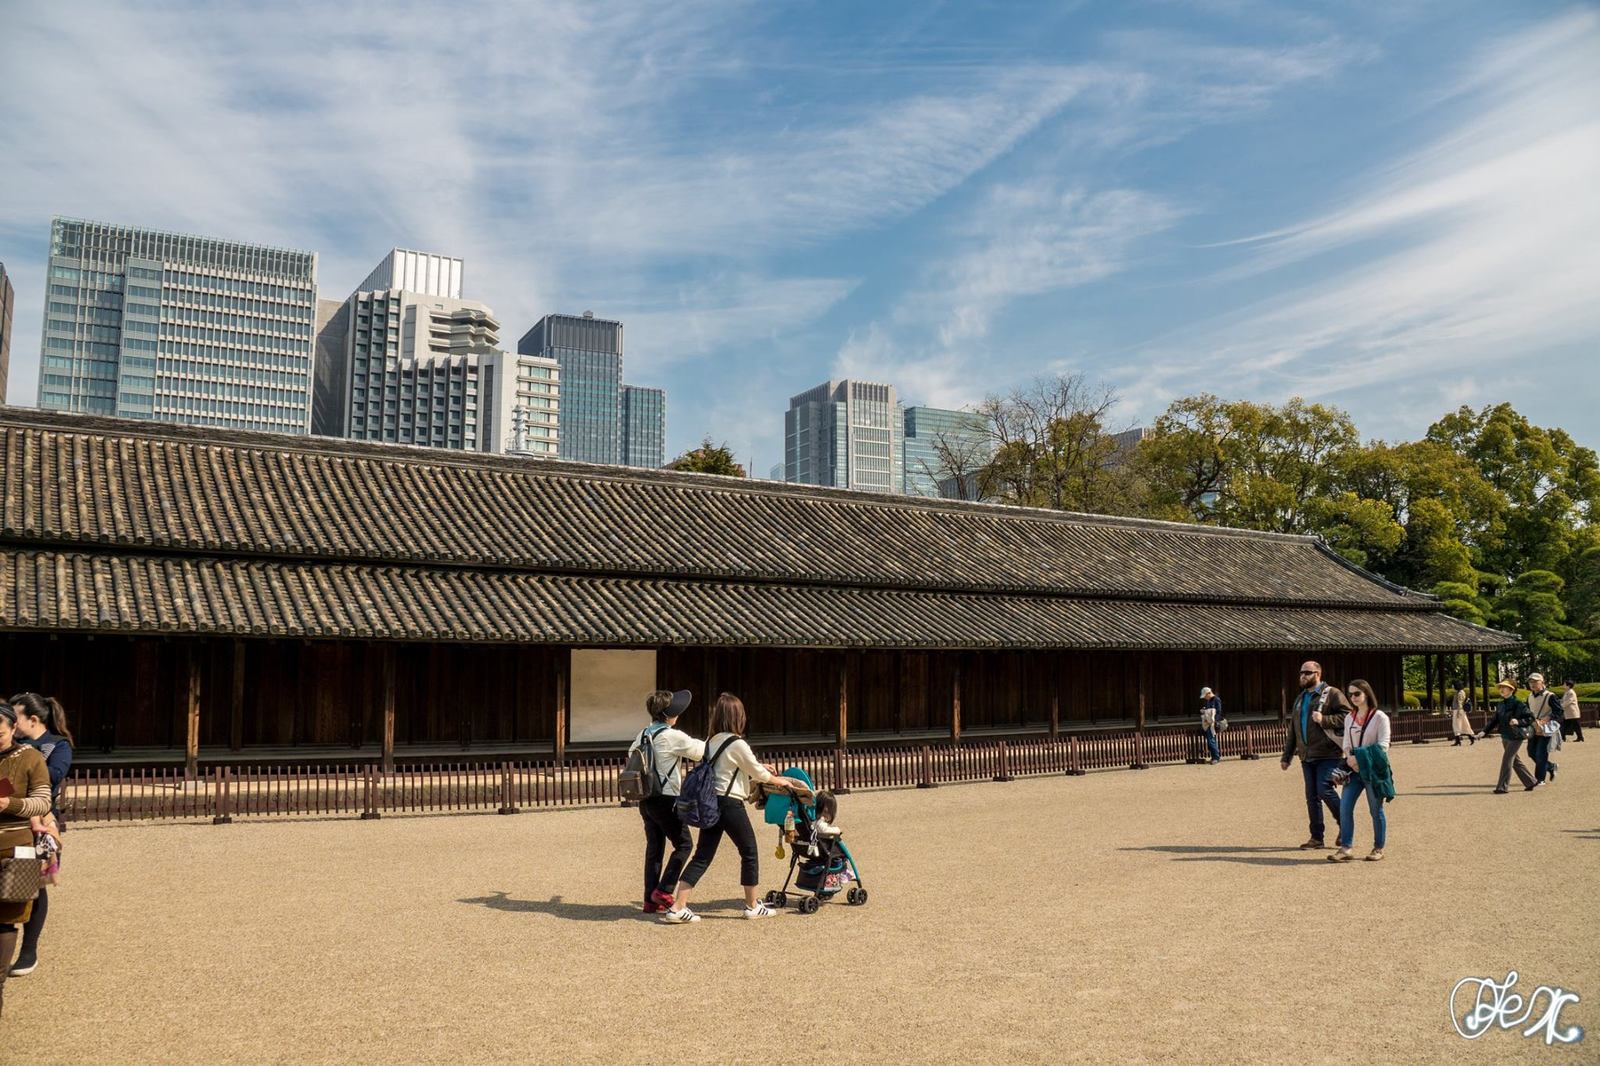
<box><xmin>1279</xmin><ymin>660</ymin><xmax>1352</xmax><ymax>849</ymax></box>
<box><xmin>0</xmin><ymin>703</ymin><xmax>52</xmax><ymax>1018</ymax></box>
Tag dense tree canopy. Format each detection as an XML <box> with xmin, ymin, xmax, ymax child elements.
<box><xmin>960</xmin><ymin>379</ymin><xmax>1598</xmax><ymax>678</ymax></box>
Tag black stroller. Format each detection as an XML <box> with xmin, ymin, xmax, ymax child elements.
<box><xmin>760</xmin><ymin>767</ymin><xmax>867</xmax><ymax>914</ymax></box>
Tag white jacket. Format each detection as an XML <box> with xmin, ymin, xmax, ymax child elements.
<box><xmin>700</xmin><ymin>733</ymin><xmax>773</xmax><ymax>802</ymax></box>
<box><xmin>1340</xmin><ymin>709</ymin><xmax>1390</xmax><ymax>757</ymax></box>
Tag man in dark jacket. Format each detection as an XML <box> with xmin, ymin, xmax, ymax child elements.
<box><xmin>1280</xmin><ymin>660</ymin><xmax>1350</xmax><ymax>849</ymax></box>
<box><xmin>1483</xmin><ymin>678</ymin><xmax>1537</xmax><ymax>793</ymax></box>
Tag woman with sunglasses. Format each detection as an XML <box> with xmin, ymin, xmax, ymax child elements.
<box><xmin>1328</xmin><ymin>679</ymin><xmax>1391</xmax><ymax>863</ymax></box>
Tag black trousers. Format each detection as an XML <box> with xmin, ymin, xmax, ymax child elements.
<box><xmin>1561</xmin><ymin>718</ymin><xmax>1584</xmax><ymax>741</ymax></box>
<box><xmin>639</xmin><ymin>796</ymin><xmax>693</xmax><ymax>902</ymax></box>
<box><xmin>680</xmin><ymin>798</ymin><xmax>760</xmax><ymax>888</ymax></box>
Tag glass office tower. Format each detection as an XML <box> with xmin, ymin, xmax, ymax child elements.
<box><xmin>517</xmin><ymin>312</ymin><xmax>623</xmax><ymax>464</ymax></box>
<box><xmin>784</xmin><ymin>379</ymin><xmax>900</xmax><ymax>493</ymax></box>
<box><xmin>36</xmin><ymin>217</ymin><xmax>316</xmax><ymax>431</ymax></box>
<box><xmin>902</xmin><ymin>405</ymin><xmax>991</xmax><ymax>497</ymax></box>
<box><xmin>620</xmin><ymin>384</ymin><xmax>665</xmax><ymax>468</ymax></box>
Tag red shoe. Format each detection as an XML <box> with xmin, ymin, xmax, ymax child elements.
<box><xmin>643</xmin><ymin>901</ymin><xmax>663</xmax><ymax>913</ymax></box>
<box><xmin>650</xmin><ymin>889</ymin><xmax>676</xmax><ymax>909</ymax></box>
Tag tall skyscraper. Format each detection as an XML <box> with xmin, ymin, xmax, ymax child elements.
<box><xmin>517</xmin><ymin>312</ymin><xmax>623</xmax><ymax>464</ymax></box>
<box><xmin>315</xmin><ymin>249</ymin><xmax>558</xmax><ymax>454</ymax></box>
<box><xmin>620</xmin><ymin>384</ymin><xmax>665</xmax><ymax>468</ymax></box>
<box><xmin>0</xmin><ymin>259</ymin><xmax>14</xmax><ymax>404</ymax></box>
<box><xmin>784</xmin><ymin>379</ymin><xmax>900</xmax><ymax>493</ymax></box>
<box><xmin>902</xmin><ymin>405</ymin><xmax>991</xmax><ymax>498</ymax></box>
<box><xmin>36</xmin><ymin>218</ymin><xmax>316</xmax><ymax>430</ymax></box>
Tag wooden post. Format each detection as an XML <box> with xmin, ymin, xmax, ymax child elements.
<box><xmin>1482</xmin><ymin>653</ymin><xmax>1492</xmax><ymax>718</ymax></box>
<box><xmin>554</xmin><ymin>650</ymin><xmax>569</xmax><ymax>767</ymax></box>
<box><xmin>1050</xmin><ymin>691</ymin><xmax>1060</xmax><ymax>740</ymax></box>
<box><xmin>381</xmin><ymin>645</ymin><xmax>397</xmax><ymax>774</ymax></box>
<box><xmin>951</xmin><ymin>660</ymin><xmax>962</xmax><ymax>746</ymax></box>
<box><xmin>1423</xmin><ymin>653</ymin><xmax>1433</xmax><ymax>712</ymax></box>
<box><xmin>185</xmin><ymin>645</ymin><xmax>202</xmax><ymax>779</ymax></box>
<box><xmin>229</xmin><ymin>639</ymin><xmax>245</xmax><ymax>753</ymax></box>
<box><xmin>836</xmin><ymin>653</ymin><xmax>849</xmax><ymax>750</ymax></box>
<box><xmin>1137</xmin><ymin>654</ymin><xmax>1150</xmax><ymax>733</ymax></box>
<box><xmin>1465</xmin><ymin>652</ymin><xmax>1475</xmax><ymax>715</ymax></box>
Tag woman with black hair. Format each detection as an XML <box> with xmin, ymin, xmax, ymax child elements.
<box><xmin>9</xmin><ymin>693</ymin><xmax>73</xmax><ymax>978</ymax></box>
<box><xmin>0</xmin><ymin>702</ymin><xmax>51</xmax><ymax>1016</ymax></box>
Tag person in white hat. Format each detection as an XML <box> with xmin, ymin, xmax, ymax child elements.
<box><xmin>1199</xmin><ymin>687</ymin><xmax>1222</xmax><ymax>764</ymax></box>
<box><xmin>1525</xmin><ymin>673</ymin><xmax>1562</xmax><ymax>784</ymax></box>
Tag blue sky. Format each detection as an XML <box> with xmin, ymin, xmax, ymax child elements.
<box><xmin>2</xmin><ymin>1</ymin><xmax>1597</xmax><ymax>469</ymax></box>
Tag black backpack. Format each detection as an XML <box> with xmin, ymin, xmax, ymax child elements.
<box><xmin>674</xmin><ymin>736</ymin><xmax>740</xmax><ymax>828</ymax></box>
<box><xmin>618</xmin><ymin>724</ymin><xmax>669</xmax><ymax>803</ymax></box>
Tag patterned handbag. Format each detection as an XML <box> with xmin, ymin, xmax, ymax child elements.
<box><xmin>0</xmin><ymin>856</ymin><xmax>42</xmax><ymax>903</ymax></box>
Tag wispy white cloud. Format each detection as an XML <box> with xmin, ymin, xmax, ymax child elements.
<box><xmin>1128</xmin><ymin>8</ymin><xmax>1600</xmax><ymax>426</ymax></box>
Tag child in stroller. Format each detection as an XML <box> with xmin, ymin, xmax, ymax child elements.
<box><xmin>759</xmin><ymin>769</ymin><xmax>867</xmax><ymax>914</ymax></box>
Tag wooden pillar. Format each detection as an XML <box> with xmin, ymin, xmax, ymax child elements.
<box><xmin>836</xmin><ymin>653</ymin><xmax>849</xmax><ymax>749</ymax></box>
<box><xmin>185</xmin><ymin>644</ymin><xmax>202</xmax><ymax>779</ymax></box>
<box><xmin>1482</xmin><ymin>653</ymin><xmax>1493</xmax><ymax>709</ymax></box>
<box><xmin>381</xmin><ymin>644</ymin><xmax>397</xmax><ymax>773</ymax></box>
<box><xmin>951</xmin><ymin>659</ymin><xmax>962</xmax><ymax>746</ymax></box>
<box><xmin>1137</xmin><ymin>654</ymin><xmax>1151</xmax><ymax>731</ymax></box>
<box><xmin>1049</xmin><ymin>650</ymin><xmax>1062</xmax><ymax>738</ymax></box>
<box><xmin>554</xmin><ymin>649</ymin><xmax>569</xmax><ymax>766</ymax></box>
<box><xmin>229</xmin><ymin>639</ymin><xmax>245</xmax><ymax>752</ymax></box>
<box><xmin>1465</xmin><ymin>652</ymin><xmax>1475</xmax><ymax>711</ymax></box>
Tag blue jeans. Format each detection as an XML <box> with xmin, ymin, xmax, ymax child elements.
<box><xmin>1528</xmin><ymin>735</ymin><xmax>1556</xmax><ymax>782</ymax></box>
<box><xmin>1301</xmin><ymin>758</ymin><xmax>1342</xmax><ymax>842</ymax></box>
<box><xmin>1338</xmin><ymin>774</ymin><xmax>1387</xmax><ymax>850</ymax></box>
<box><xmin>1204</xmin><ymin>729</ymin><xmax>1220</xmax><ymax>761</ymax></box>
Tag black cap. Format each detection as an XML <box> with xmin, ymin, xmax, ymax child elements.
<box><xmin>668</xmin><ymin>690</ymin><xmax>692</xmax><ymax>716</ymax></box>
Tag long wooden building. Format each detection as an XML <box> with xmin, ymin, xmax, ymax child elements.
<box><xmin>0</xmin><ymin>407</ymin><xmax>1517</xmax><ymax>768</ymax></box>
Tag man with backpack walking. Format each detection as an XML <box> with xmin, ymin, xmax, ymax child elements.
<box><xmin>1279</xmin><ymin>661</ymin><xmax>1351</xmax><ymax>850</ymax></box>
<box><xmin>622</xmin><ymin>690</ymin><xmax>705</xmax><ymax>914</ymax></box>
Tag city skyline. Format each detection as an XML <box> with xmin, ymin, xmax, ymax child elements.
<box><xmin>1</xmin><ymin>3</ymin><xmax>1596</xmax><ymax>474</ymax></box>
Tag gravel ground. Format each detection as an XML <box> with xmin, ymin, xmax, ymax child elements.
<box><xmin>7</xmin><ymin>739</ymin><xmax>1596</xmax><ymax>1064</ymax></box>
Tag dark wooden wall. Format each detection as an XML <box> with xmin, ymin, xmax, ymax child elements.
<box><xmin>0</xmin><ymin>634</ymin><xmax>1403</xmax><ymax>751</ymax></box>
<box><xmin>0</xmin><ymin>635</ymin><xmax>563</xmax><ymax>752</ymax></box>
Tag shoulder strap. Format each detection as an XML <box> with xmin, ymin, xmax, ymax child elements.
<box><xmin>708</xmin><ymin>735</ymin><xmax>741</xmax><ymax>796</ymax></box>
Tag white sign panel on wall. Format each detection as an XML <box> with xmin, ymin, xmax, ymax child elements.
<box><xmin>570</xmin><ymin>649</ymin><xmax>658</xmax><ymax>742</ymax></box>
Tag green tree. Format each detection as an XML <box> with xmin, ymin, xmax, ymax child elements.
<box><xmin>666</xmin><ymin>439</ymin><xmax>746</xmax><ymax>477</ymax></box>
<box><xmin>974</xmin><ymin>374</ymin><xmax>1145</xmax><ymax>515</ymax></box>
<box><xmin>1495</xmin><ymin>569</ymin><xmax>1583</xmax><ymax>677</ymax></box>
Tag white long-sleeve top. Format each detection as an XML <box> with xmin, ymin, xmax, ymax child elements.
<box><xmin>701</xmin><ymin>733</ymin><xmax>773</xmax><ymax>802</ymax></box>
<box><xmin>625</xmin><ymin>726</ymin><xmax>706</xmax><ymax>797</ymax></box>
<box><xmin>1340</xmin><ymin>709</ymin><xmax>1391</xmax><ymax>756</ymax></box>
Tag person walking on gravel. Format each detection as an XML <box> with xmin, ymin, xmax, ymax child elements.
<box><xmin>1280</xmin><ymin>661</ymin><xmax>1350</xmax><ymax>850</ymax></box>
<box><xmin>1327</xmin><ymin>680</ymin><xmax>1391</xmax><ymax>863</ymax></box>
<box><xmin>1560</xmin><ymin>680</ymin><xmax>1583</xmax><ymax>742</ymax></box>
<box><xmin>629</xmin><ymin>690</ymin><xmax>704</xmax><ymax>915</ymax></box>
<box><xmin>1525</xmin><ymin>674</ymin><xmax>1562</xmax><ymax>785</ymax></box>
<box><xmin>1200</xmin><ymin>687</ymin><xmax>1222</xmax><ymax>764</ymax></box>
<box><xmin>659</xmin><ymin>693</ymin><xmax>803</xmax><ymax>924</ymax></box>
<box><xmin>8</xmin><ymin>693</ymin><xmax>73</xmax><ymax>979</ymax></box>
<box><xmin>1482</xmin><ymin>678</ymin><xmax>1536</xmax><ymax>793</ymax></box>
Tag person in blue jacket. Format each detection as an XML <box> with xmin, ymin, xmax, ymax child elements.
<box><xmin>8</xmin><ymin>693</ymin><xmax>73</xmax><ymax>978</ymax></box>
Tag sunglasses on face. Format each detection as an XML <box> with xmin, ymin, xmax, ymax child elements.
<box><xmin>1347</xmin><ymin>690</ymin><xmax>1363</xmax><ymax>698</ymax></box>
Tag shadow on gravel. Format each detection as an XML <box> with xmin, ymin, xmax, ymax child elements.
<box><xmin>1561</xmin><ymin>828</ymin><xmax>1600</xmax><ymax>841</ymax></box>
<box><xmin>1118</xmin><ymin>845</ymin><xmax>1313</xmax><ymax>866</ymax></box>
<box><xmin>456</xmin><ymin>890</ymin><xmax>756</xmax><ymax>920</ymax></box>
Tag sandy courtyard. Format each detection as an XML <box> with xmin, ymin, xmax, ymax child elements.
<box><xmin>7</xmin><ymin>738</ymin><xmax>1597</xmax><ymax>1064</ymax></box>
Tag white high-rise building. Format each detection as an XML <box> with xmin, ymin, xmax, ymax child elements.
<box><xmin>313</xmin><ymin>250</ymin><xmax>558</xmax><ymax>454</ymax></box>
<box><xmin>784</xmin><ymin>379</ymin><xmax>900</xmax><ymax>493</ymax></box>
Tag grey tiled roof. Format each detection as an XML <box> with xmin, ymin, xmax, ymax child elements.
<box><xmin>0</xmin><ymin>408</ymin><xmax>1518</xmax><ymax>651</ymax></box>
<box><xmin>0</xmin><ymin>549</ymin><xmax>1515</xmax><ymax>652</ymax></box>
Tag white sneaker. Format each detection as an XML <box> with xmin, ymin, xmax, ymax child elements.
<box><xmin>659</xmin><ymin>908</ymin><xmax>700</xmax><ymax>924</ymax></box>
<box><xmin>743</xmin><ymin>902</ymin><xmax>776</xmax><ymax>919</ymax></box>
